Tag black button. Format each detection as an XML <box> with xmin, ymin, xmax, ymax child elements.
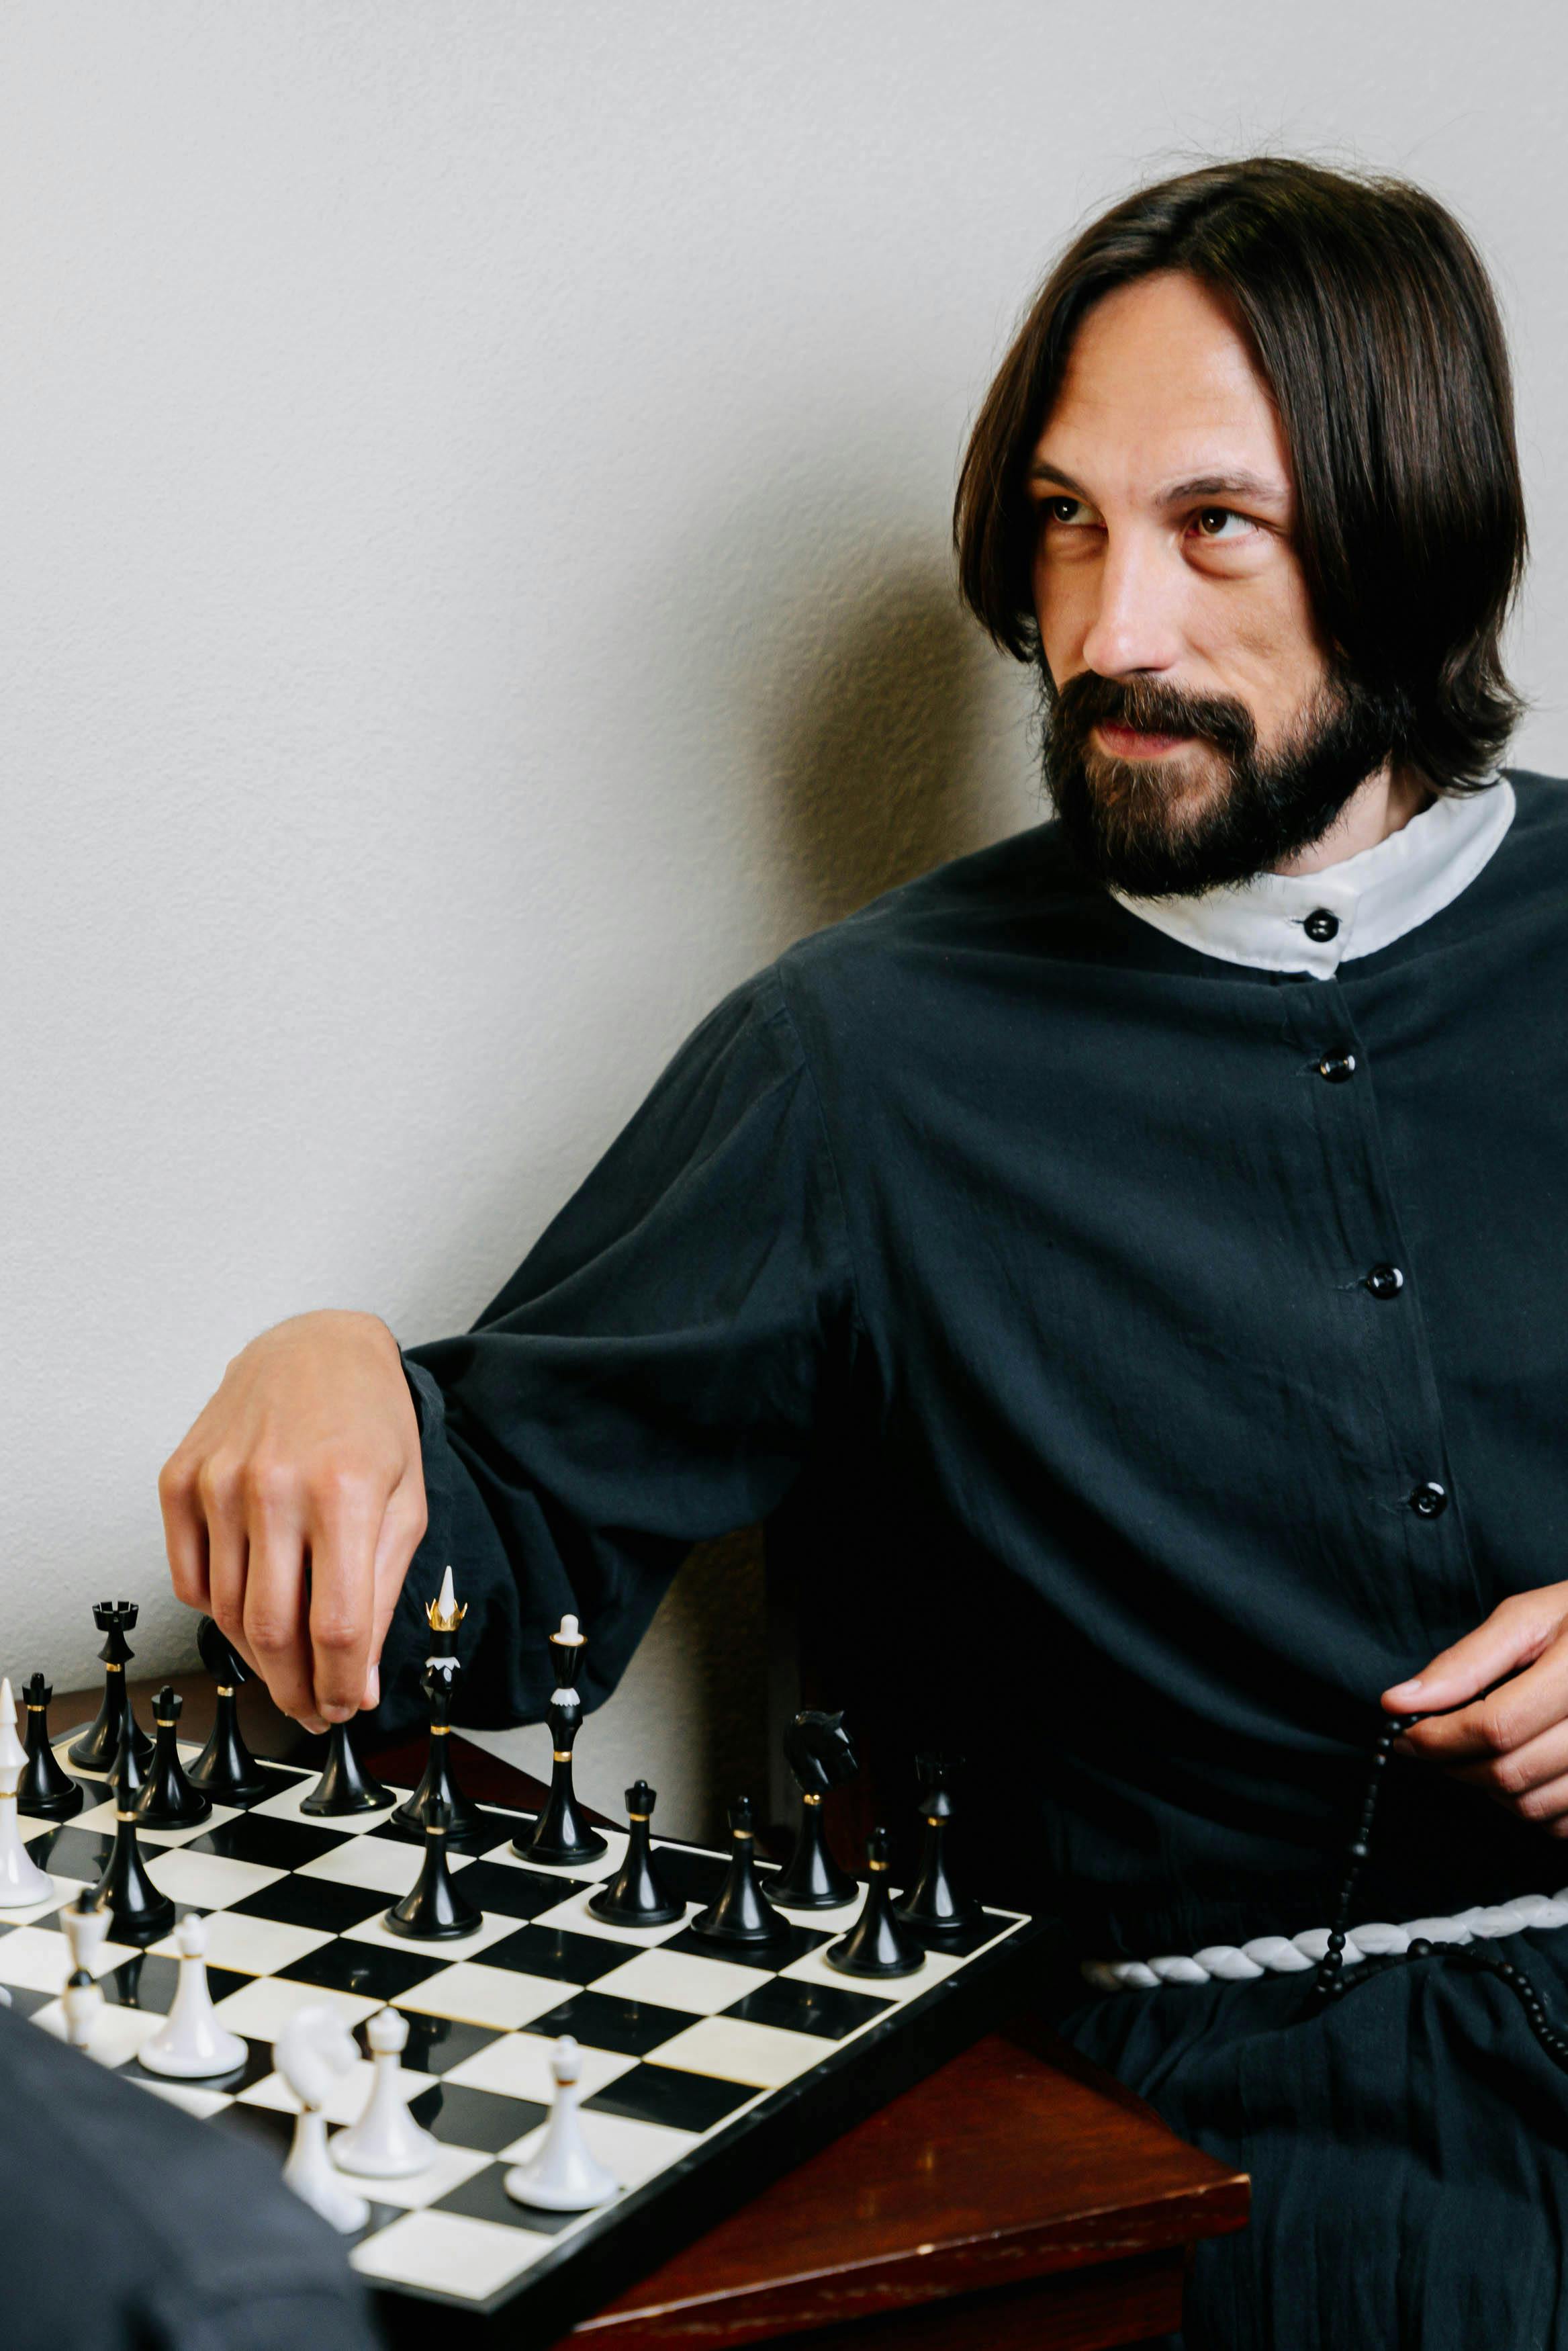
<box><xmin>1304</xmin><ymin>908</ymin><xmax>1340</xmax><ymax>943</ymax></box>
<box><xmin>1316</xmin><ymin>1051</ymin><xmax>1357</xmax><ymax>1083</ymax></box>
<box><xmin>1364</xmin><ymin>1264</ymin><xmax>1405</xmax><ymax>1300</ymax></box>
<box><xmin>1409</xmin><ymin>1481</ymin><xmax>1448</xmax><ymax>1519</ymax></box>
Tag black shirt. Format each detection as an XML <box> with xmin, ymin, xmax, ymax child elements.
<box><xmin>383</xmin><ymin>766</ymin><xmax>1568</xmax><ymax>1956</ymax></box>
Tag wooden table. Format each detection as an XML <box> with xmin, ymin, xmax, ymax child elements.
<box><xmin>52</xmin><ymin>1677</ymin><xmax>1249</xmax><ymax>2348</ymax></box>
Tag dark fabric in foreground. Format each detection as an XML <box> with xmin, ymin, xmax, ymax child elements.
<box><xmin>0</xmin><ymin>2000</ymin><xmax>381</xmax><ymax>2351</ymax></box>
<box><xmin>1060</xmin><ymin>1929</ymin><xmax>1568</xmax><ymax>2350</ymax></box>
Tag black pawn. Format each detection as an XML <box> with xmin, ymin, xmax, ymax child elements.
<box><xmin>301</xmin><ymin>1720</ymin><xmax>394</xmax><ymax>1817</ymax></box>
<box><xmin>692</xmin><ymin>1795</ymin><xmax>790</xmax><ymax>1948</ymax></box>
<box><xmin>825</xmin><ymin>1828</ymin><xmax>926</xmax><ymax>1980</ymax></box>
<box><xmin>515</xmin><ymin>1616</ymin><xmax>606</xmax><ymax>1867</ymax></box>
<box><xmin>894</xmin><ymin>1754</ymin><xmax>980</xmax><ymax>1944</ymax></box>
<box><xmin>132</xmin><ymin>1687</ymin><xmax>212</xmax><ymax>1831</ymax></box>
<box><xmin>772</xmin><ymin>1710</ymin><xmax>860</xmax><ymax>1911</ymax></box>
<box><xmin>589</xmin><ymin>1781</ymin><xmax>683</xmax><ymax>1927</ymax></box>
<box><xmin>392</xmin><ymin>1660</ymin><xmax>483</xmax><ymax>1847</ymax></box>
<box><xmin>68</xmin><ymin>1603</ymin><xmax>154</xmax><ymax>1773</ymax></box>
<box><xmin>384</xmin><ymin>1801</ymin><xmax>483</xmax><ymax>1941</ymax></box>
<box><xmin>95</xmin><ymin>1722</ymin><xmax>175</xmax><ymax>1949</ymax></box>
<box><xmin>17</xmin><ymin>1675</ymin><xmax>83</xmax><ymax>1820</ymax></box>
<box><xmin>185</xmin><ymin>1619</ymin><xmax>270</xmax><ymax>1804</ymax></box>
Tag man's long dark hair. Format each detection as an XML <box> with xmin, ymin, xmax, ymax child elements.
<box><xmin>954</xmin><ymin>158</ymin><xmax>1527</xmax><ymax>793</ymax></box>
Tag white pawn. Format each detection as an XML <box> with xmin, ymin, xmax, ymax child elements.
<box><xmin>0</xmin><ymin>1677</ymin><xmax>54</xmax><ymax>1909</ymax></box>
<box><xmin>60</xmin><ymin>1896</ymin><xmax>112</xmax><ymax>2053</ymax></box>
<box><xmin>503</xmin><ymin>2037</ymin><xmax>617</xmax><ymax>2212</ymax></box>
<box><xmin>140</xmin><ymin>1913</ymin><xmax>246</xmax><ymax>2078</ymax></box>
<box><xmin>332</xmin><ymin>2006</ymin><xmax>439</xmax><ymax>2178</ymax></box>
<box><xmin>277</xmin><ymin>2004</ymin><xmax>369</xmax><ymax>2233</ymax></box>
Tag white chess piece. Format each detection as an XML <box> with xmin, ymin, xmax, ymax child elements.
<box><xmin>60</xmin><ymin>1897</ymin><xmax>112</xmax><ymax>2053</ymax></box>
<box><xmin>503</xmin><ymin>2037</ymin><xmax>618</xmax><ymax>2211</ymax></box>
<box><xmin>140</xmin><ymin>1913</ymin><xmax>247</xmax><ymax>2078</ymax></box>
<box><xmin>277</xmin><ymin>2004</ymin><xmax>369</xmax><ymax>2233</ymax></box>
<box><xmin>331</xmin><ymin>2006</ymin><xmax>439</xmax><ymax>2178</ymax></box>
<box><xmin>0</xmin><ymin>1677</ymin><xmax>54</xmax><ymax>1909</ymax></box>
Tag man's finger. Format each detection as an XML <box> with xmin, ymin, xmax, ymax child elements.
<box><xmin>242</xmin><ymin>1493</ymin><xmax>321</xmax><ymax>1731</ymax></box>
<box><xmin>306</xmin><ymin>1477</ymin><xmax>383</xmax><ymax>1722</ymax></box>
<box><xmin>1399</xmin><ymin>1634</ymin><xmax>1568</xmax><ymax>1767</ymax></box>
<box><xmin>359</xmin><ymin>1475</ymin><xmax>430</xmax><ymax>1712</ymax></box>
<box><xmin>1451</xmin><ymin>1718</ymin><xmax>1568</xmax><ymax>1804</ymax></box>
<box><xmin>1383</xmin><ymin>1589</ymin><xmax>1567</xmax><ymax>1712</ymax></box>
<box><xmin>158</xmin><ymin>1452</ymin><xmax>212</xmax><ymax>1613</ymax></box>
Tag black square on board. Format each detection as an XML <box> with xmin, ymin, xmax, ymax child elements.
<box><xmin>23</xmin><ymin>1824</ymin><xmax>114</xmax><ymax>1878</ymax></box>
<box><xmin>365</xmin><ymin>2010</ymin><xmax>500</xmax><ymax>2077</ymax></box>
<box><xmin>586</xmin><ymin>2064</ymin><xmax>755</xmax><ymax>2134</ymax></box>
<box><xmin>226</xmin><ymin>1763</ymin><xmax>313</xmax><ymax>1812</ymax></box>
<box><xmin>722</xmin><ymin>1976</ymin><xmax>893</xmax><ymax>2038</ymax></box>
<box><xmin>369</xmin><ymin>1807</ymin><xmax>533</xmax><ymax>1859</ymax></box>
<box><xmin>278</xmin><ymin>1941</ymin><xmax>445</xmax><ymax>2002</ymax></box>
<box><xmin>520</xmin><ymin>1991</ymin><xmax>693</xmax><ymax>2058</ymax></box>
<box><xmin>443</xmin><ymin>1860</ymin><xmax>586</xmax><ymax>1920</ymax></box>
<box><xmin>99</xmin><ymin>1951</ymin><xmax>249</xmax><ymax>2013</ymax></box>
<box><xmin>647</xmin><ymin>1849</ymin><xmax>730</xmax><ymax>1904</ymax></box>
<box><xmin>662</xmin><ymin>1920</ymin><xmax>831</xmax><ymax>1971</ymax></box>
<box><xmin>907</xmin><ymin>1910</ymin><xmax>1009</xmax><ymax>1959</ymax></box>
<box><xmin>408</xmin><ymin>2080</ymin><xmax>547</xmax><ymax>2153</ymax></box>
<box><xmin>432</xmin><ymin>2161</ymin><xmax>584</xmax><ymax>2236</ymax></box>
<box><xmin>480</xmin><ymin>1925</ymin><xmax>627</xmax><ymax>1986</ymax></box>
<box><xmin>185</xmin><ymin>1815</ymin><xmax>346</xmax><ymax>1871</ymax></box>
<box><xmin>228</xmin><ymin>1877</ymin><xmax>388</xmax><ymax>1934</ymax></box>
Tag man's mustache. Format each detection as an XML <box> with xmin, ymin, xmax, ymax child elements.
<box><xmin>1048</xmin><ymin>671</ymin><xmax>1256</xmax><ymax>759</ymax></box>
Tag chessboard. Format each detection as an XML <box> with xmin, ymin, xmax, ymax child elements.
<box><xmin>8</xmin><ymin>1732</ymin><xmax>1052</xmax><ymax>2346</ymax></box>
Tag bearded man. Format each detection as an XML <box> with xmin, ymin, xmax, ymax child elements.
<box><xmin>160</xmin><ymin>157</ymin><xmax>1568</xmax><ymax>2346</ymax></box>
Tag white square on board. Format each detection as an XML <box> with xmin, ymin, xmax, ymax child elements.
<box><xmin>349</xmin><ymin>2209</ymin><xmax>557</xmax><ymax>2299</ymax></box>
<box><xmin>651</xmin><ymin>2015</ymin><xmax>825</xmax><ymax>2089</ymax></box>
<box><xmin>393</xmin><ymin>1963</ymin><xmax>570</xmax><ymax>2033</ymax></box>
<box><xmin>588</xmin><ymin>1945</ymin><xmax>763</xmax><ymax>2016</ymax></box>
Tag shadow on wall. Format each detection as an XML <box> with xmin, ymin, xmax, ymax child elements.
<box><xmin>758</xmin><ymin>558</ymin><xmax>1031</xmax><ymax>935</ymax></box>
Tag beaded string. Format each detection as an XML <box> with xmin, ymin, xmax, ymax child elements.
<box><xmin>1307</xmin><ymin>1707</ymin><xmax>1568</xmax><ymax>2071</ymax></box>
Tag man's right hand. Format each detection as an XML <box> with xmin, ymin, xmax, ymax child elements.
<box><xmin>158</xmin><ymin>1311</ymin><xmax>428</xmax><ymax>1734</ymax></box>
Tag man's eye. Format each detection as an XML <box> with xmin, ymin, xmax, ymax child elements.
<box><xmin>1193</xmin><ymin>507</ymin><xmax>1252</xmax><ymax>539</ymax></box>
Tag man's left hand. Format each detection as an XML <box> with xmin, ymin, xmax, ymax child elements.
<box><xmin>1384</xmin><ymin>1584</ymin><xmax>1568</xmax><ymax>1833</ymax></box>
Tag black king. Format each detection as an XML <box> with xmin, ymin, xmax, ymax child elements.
<box><xmin>514</xmin><ymin>1613</ymin><xmax>607</xmax><ymax>1867</ymax></box>
<box><xmin>391</xmin><ymin>1566</ymin><xmax>484</xmax><ymax>1848</ymax></box>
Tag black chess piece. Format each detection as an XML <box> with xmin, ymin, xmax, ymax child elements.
<box><xmin>132</xmin><ymin>1687</ymin><xmax>212</xmax><ymax>1830</ymax></box>
<box><xmin>186</xmin><ymin>1619</ymin><xmax>271</xmax><ymax>1803</ymax></box>
<box><xmin>772</xmin><ymin>1710</ymin><xmax>859</xmax><ymax>1910</ymax></box>
<box><xmin>67</xmin><ymin>1603</ymin><xmax>154</xmax><ymax>1773</ymax></box>
<box><xmin>514</xmin><ymin>1615</ymin><xmax>607</xmax><ymax>1867</ymax></box>
<box><xmin>391</xmin><ymin>1572</ymin><xmax>484</xmax><ymax>1847</ymax></box>
<box><xmin>16</xmin><ymin>1675</ymin><xmax>83</xmax><ymax>1820</ymax></box>
<box><xmin>692</xmin><ymin>1795</ymin><xmax>791</xmax><ymax>1947</ymax></box>
<box><xmin>825</xmin><ymin>1827</ymin><xmax>926</xmax><ymax>1980</ymax></box>
<box><xmin>300</xmin><ymin>1720</ymin><xmax>394</xmax><ymax>1816</ymax></box>
<box><xmin>893</xmin><ymin>1753</ymin><xmax>980</xmax><ymax>1944</ymax></box>
<box><xmin>383</xmin><ymin>1801</ymin><xmax>483</xmax><ymax>1941</ymax></box>
<box><xmin>589</xmin><ymin>1781</ymin><xmax>683</xmax><ymax>1927</ymax></box>
<box><xmin>95</xmin><ymin>1720</ymin><xmax>175</xmax><ymax>1949</ymax></box>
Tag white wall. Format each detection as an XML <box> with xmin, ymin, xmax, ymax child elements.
<box><xmin>5</xmin><ymin>3</ymin><xmax>1566</xmax><ymax>1830</ymax></box>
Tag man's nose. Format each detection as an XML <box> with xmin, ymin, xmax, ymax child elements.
<box><xmin>1078</xmin><ymin>535</ymin><xmax>1183</xmax><ymax>679</ymax></box>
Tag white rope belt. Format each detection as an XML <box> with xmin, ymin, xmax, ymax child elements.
<box><xmin>1081</xmin><ymin>1887</ymin><xmax>1568</xmax><ymax>1990</ymax></box>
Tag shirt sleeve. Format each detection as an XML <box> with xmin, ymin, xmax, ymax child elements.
<box><xmin>376</xmin><ymin>962</ymin><xmax>862</xmax><ymax>1730</ymax></box>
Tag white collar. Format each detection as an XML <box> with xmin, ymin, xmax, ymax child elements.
<box><xmin>1109</xmin><ymin>779</ymin><xmax>1516</xmax><ymax>977</ymax></box>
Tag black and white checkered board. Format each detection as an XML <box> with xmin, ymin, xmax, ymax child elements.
<box><xmin>9</xmin><ymin>1738</ymin><xmax>1049</xmax><ymax>2344</ymax></box>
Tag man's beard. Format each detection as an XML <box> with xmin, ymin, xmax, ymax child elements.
<box><xmin>1039</xmin><ymin>664</ymin><xmax>1401</xmax><ymax>899</ymax></box>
